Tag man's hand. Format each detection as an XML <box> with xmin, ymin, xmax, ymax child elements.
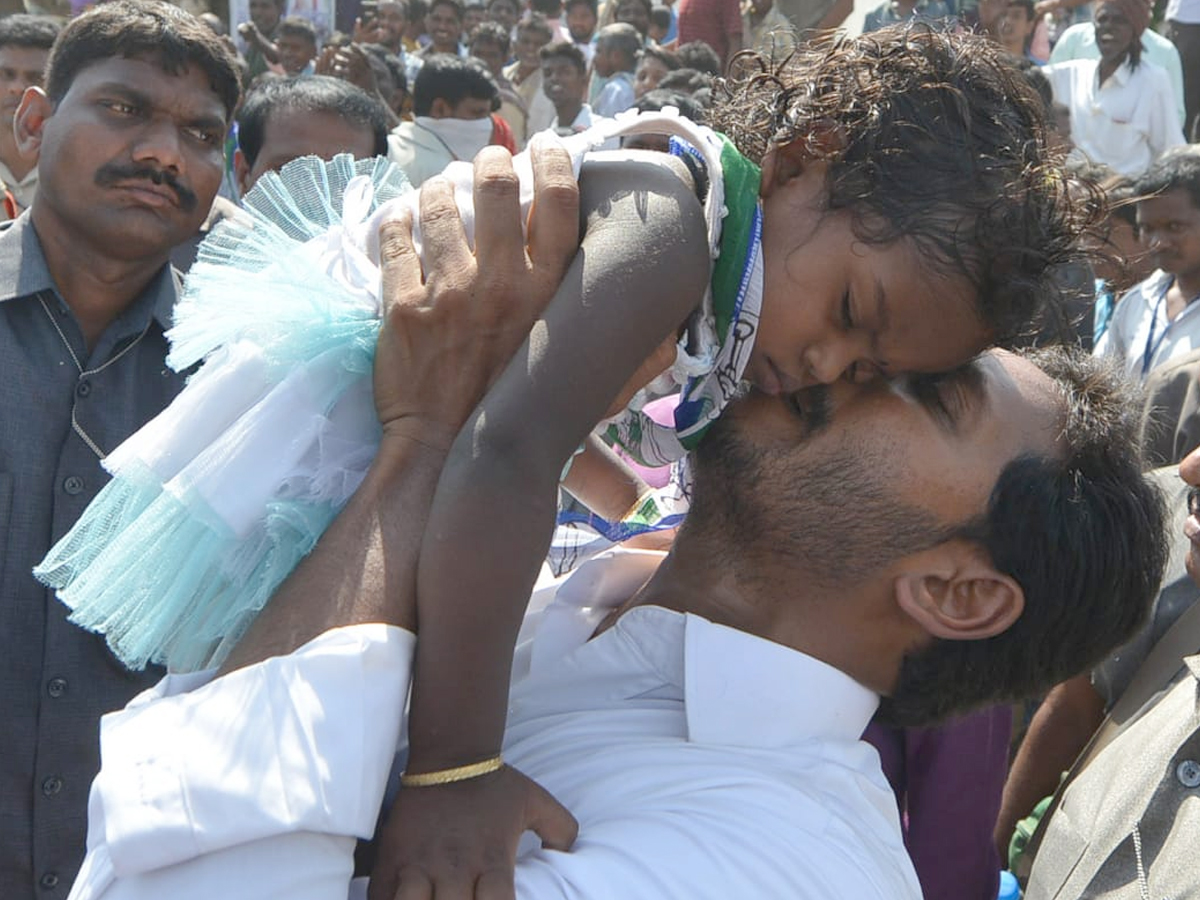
<box><xmin>316</xmin><ymin>42</ymin><xmax>381</xmax><ymax>95</ymax></box>
<box><xmin>368</xmin><ymin>766</ymin><xmax>578</xmax><ymax>900</ymax></box>
<box><xmin>372</xmin><ymin>142</ymin><xmax>579</xmax><ymax>446</ymax></box>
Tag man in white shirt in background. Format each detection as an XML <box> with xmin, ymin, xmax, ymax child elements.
<box><xmin>1165</xmin><ymin>0</ymin><xmax>1200</xmax><ymax>139</ymax></box>
<box><xmin>541</xmin><ymin>41</ymin><xmax>608</xmax><ymax>137</ymax></box>
<box><xmin>1044</xmin><ymin>0</ymin><xmax>1185</xmax><ymax>177</ymax></box>
<box><xmin>1048</xmin><ymin>15</ymin><xmax>1186</xmax><ymax>129</ymax></box>
<box><xmin>1097</xmin><ymin>150</ymin><xmax>1200</xmax><ymax>379</ymax></box>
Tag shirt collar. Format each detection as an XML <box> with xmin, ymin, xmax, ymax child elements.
<box><xmin>0</xmin><ymin>211</ymin><xmax>177</xmax><ymax>332</ymax></box>
<box><xmin>531</xmin><ymin>548</ymin><xmax>880</xmax><ymax>750</ymax></box>
<box><xmin>0</xmin><ymin>158</ymin><xmax>37</xmax><ymax>190</ymax></box>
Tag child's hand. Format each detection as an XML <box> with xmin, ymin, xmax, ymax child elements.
<box><xmin>367</xmin><ymin>765</ymin><xmax>578</xmax><ymax>900</ymax></box>
<box><xmin>372</xmin><ymin>142</ymin><xmax>580</xmax><ymax>447</ymax></box>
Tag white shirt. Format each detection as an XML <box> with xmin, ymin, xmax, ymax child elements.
<box><xmin>1044</xmin><ymin>58</ymin><xmax>1186</xmax><ymax>177</ymax></box>
<box><xmin>0</xmin><ymin>159</ymin><xmax>37</xmax><ymax>216</ymax></box>
<box><xmin>1166</xmin><ymin>0</ymin><xmax>1200</xmax><ymax>24</ymax></box>
<box><xmin>1048</xmin><ymin>23</ymin><xmax>1186</xmax><ymax>127</ymax></box>
<box><xmin>1094</xmin><ymin>269</ymin><xmax>1200</xmax><ymax>379</ymax></box>
<box><xmin>68</xmin><ymin>550</ymin><xmax>921</xmax><ymax>900</ymax></box>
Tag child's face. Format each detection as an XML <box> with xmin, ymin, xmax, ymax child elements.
<box><xmin>1137</xmin><ymin>187</ymin><xmax>1200</xmax><ymax>283</ymax></box>
<box><xmin>745</xmin><ymin>153</ymin><xmax>992</xmax><ymax>392</ymax></box>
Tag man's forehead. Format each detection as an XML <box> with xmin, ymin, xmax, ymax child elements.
<box><xmin>66</xmin><ymin>55</ymin><xmax>228</xmax><ymax>114</ymax></box>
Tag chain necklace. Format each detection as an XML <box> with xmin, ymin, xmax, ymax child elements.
<box><xmin>37</xmin><ymin>292</ymin><xmax>154</xmax><ymax>460</ymax></box>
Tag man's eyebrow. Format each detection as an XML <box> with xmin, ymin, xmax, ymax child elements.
<box><xmin>908</xmin><ymin>364</ymin><xmax>987</xmax><ymax>434</ymax></box>
<box><xmin>90</xmin><ymin>81</ymin><xmax>226</xmax><ymax>130</ymax></box>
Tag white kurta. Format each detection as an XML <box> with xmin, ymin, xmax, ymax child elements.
<box><xmin>69</xmin><ymin>550</ymin><xmax>921</xmax><ymax>900</ymax></box>
<box><xmin>1044</xmin><ymin>57</ymin><xmax>1186</xmax><ymax>177</ymax></box>
<box><xmin>1094</xmin><ymin>269</ymin><xmax>1200</xmax><ymax>380</ymax></box>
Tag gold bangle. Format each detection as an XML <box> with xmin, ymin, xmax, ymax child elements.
<box><xmin>400</xmin><ymin>755</ymin><xmax>505</xmax><ymax>788</ymax></box>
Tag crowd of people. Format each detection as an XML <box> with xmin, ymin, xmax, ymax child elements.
<box><xmin>3</xmin><ymin>1</ymin><xmax>1200</xmax><ymax>899</ymax></box>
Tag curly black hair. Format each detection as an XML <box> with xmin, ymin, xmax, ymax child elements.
<box><xmin>710</xmin><ymin>24</ymin><xmax>1102</xmax><ymax>345</ymax></box>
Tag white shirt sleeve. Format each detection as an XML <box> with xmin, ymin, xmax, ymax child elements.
<box><xmin>68</xmin><ymin>624</ymin><xmax>415</xmax><ymax>900</ymax></box>
<box><xmin>1145</xmin><ymin>65</ymin><xmax>1188</xmax><ymax>160</ymax></box>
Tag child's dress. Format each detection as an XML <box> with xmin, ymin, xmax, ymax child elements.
<box><xmin>34</xmin><ymin>110</ymin><xmax>765</xmax><ymax>672</ymax></box>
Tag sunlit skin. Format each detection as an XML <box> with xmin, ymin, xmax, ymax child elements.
<box><xmin>541</xmin><ymin>55</ymin><xmax>587</xmax><ymax>121</ymax></box>
<box><xmin>614</xmin><ymin>350</ymin><xmax>1060</xmax><ymax>689</ymax></box>
<box><xmin>376</xmin><ymin>1</ymin><xmax>408</xmax><ymax>52</ymax></box>
<box><xmin>566</xmin><ymin>1</ymin><xmax>597</xmax><ymax>43</ymax></box>
<box><xmin>743</xmin><ymin>149</ymin><xmax>991</xmax><ymax>393</ymax></box>
<box><xmin>633</xmin><ymin>54</ymin><xmax>670</xmax><ymax>98</ymax></box>
<box><xmin>426</xmin><ymin>1</ymin><xmax>464</xmax><ymax>53</ymax></box>
<box><xmin>615</xmin><ymin>0</ymin><xmax>650</xmax><ymax>36</ymax></box>
<box><xmin>486</xmin><ymin>0</ymin><xmax>520</xmax><ymax>34</ymax></box>
<box><xmin>0</xmin><ymin>45</ymin><xmax>50</xmax><ymax>180</ymax></box>
<box><xmin>277</xmin><ymin>32</ymin><xmax>317</xmax><ymax>75</ymax></box>
<box><xmin>997</xmin><ymin>2</ymin><xmax>1036</xmax><ymax>55</ymax></box>
<box><xmin>1094</xmin><ymin>2</ymin><xmax>1135</xmax><ymax>82</ymax></box>
<box><xmin>249</xmin><ymin>0</ymin><xmax>284</xmax><ymax>34</ymax></box>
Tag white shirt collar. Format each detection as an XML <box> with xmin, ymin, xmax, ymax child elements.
<box><xmin>524</xmin><ymin>548</ymin><xmax>880</xmax><ymax>750</ymax></box>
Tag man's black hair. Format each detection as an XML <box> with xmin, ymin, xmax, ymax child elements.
<box><xmin>675</xmin><ymin>40</ymin><xmax>721</xmax><ymax>76</ymax></box>
<box><xmin>0</xmin><ymin>14</ymin><xmax>61</xmax><ymax>51</ymax></box>
<box><xmin>540</xmin><ymin>39</ymin><xmax>587</xmax><ymax>74</ymax></box>
<box><xmin>44</xmin><ymin>0</ymin><xmax>241</xmax><ymax>120</ymax></box>
<box><xmin>517</xmin><ymin>12</ymin><xmax>554</xmax><ymax>42</ymax></box>
<box><xmin>595</xmin><ymin>23</ymin><xmax>640</xmax><ymax>69</ymax></box>
<box><xmin>657</xmin><ymin>67</ymin><xmax>712</xmax><ymax>96</ymax></box>
<box><xmin>633</xmin><ymin>87</ymin><xmax>704</xmax><ymax>122</ymax></box>
<box><xmin>428</xmin><ymin>0</ymin><xmax>465</xmax><ymax>21</ymax></box>
<box><xmin>469</xmin><ymin>20</ymin><xmax>511</xmax><ymax>56</ymax></box>
<box><xmin>1136</xmin><ymin>148</ymin><xmax>1200</xmax><ymax>213</ymax></box>
<box><xmin>531</xmin><ymin>0</ymin><xmax>564</xmax><ymax>15</ymax></box>
<box><xmin>411</xmin><ymin>53</ymin><xmax>497</xmax><ymax>116</ymax></box>
<box><xmin>563</xmin><ymin>0</ymin><xmax>598</xmax><ymax>13</ymax></box>
<box><xmin>878</xmin><ymin>348</ymin><xmax>1169</xmax><ymax>725</ymax></box>
<box><xmin>649</xmin><ymin>5</ymin><xmax>672</xmax><ymax>31</ymax></box>
<box><xmin>236</xmin><ymin>75</ymin><xmax>389</xmax><ymax>166</ymax></box>
<box><xmin>277</xmin><ymin>16</ymin><xmax>318</xmax><ymax>46</ymax></box>
<box><xmin>639</xmin><ymin>44</ymin><xmax>680</xmax><ymax>72</ymax></box>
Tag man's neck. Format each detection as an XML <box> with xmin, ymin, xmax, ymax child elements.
<box><xmin>1097</xmin><ymin>52</ymin><xmax>1126</xmax><ymax>84</ymax></box>
<box><xmin>555</xmin><ymin>100</ymin><xmax>583</xmax><ymax>126</ymax></box>
<box><xmin>1169</xmin><ymin>270</ymin><xmax>1200</xmax><ymax>318</ymax></box>
<box><xmin>30</xmin><ymin>207</ymin><xmax>167</xmax><ymax>350</ymax></box>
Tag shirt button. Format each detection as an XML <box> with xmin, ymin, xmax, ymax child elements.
<box><xmin>76</xmin><ymin>379</ymin><xmax>91</xmax><ymax>398</ymax></box>
<box><xmin>1177</xmin><ymin>759</ymin><xmax>1200</xmax><ymax>788</ymax></box>
<box><xmin>63</xmin><ymin>476</ymin><xmax>84</xmax><ymax>495</ymax></box>
<box><xmin>39</xmin><ymin>872</ymin><xmax>59</xmax><ymax>890</ymax></box>
<box><xmin>47</xmin><ymin>677</ymin><xmax>68</xmax><ymax>698</ymax></box>
<box><xmin>41</xmin><ymin>775</ymin><xmax>63</xmax><ymax>796</ymax></box>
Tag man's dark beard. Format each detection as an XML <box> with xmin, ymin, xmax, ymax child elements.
<box><xmin>687</xmin><ymin>397</ymin><xmax>951</xmax><ymax>592</ymax></box>
<box><xmin>94</xmin><ymin>161</ymin><xmax>198</xmax><ymax>213</ymax></box>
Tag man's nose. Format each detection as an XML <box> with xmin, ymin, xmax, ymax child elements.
<box><xmin>131</xmin><ymin>118</ymin><xmax>184</xmax><ymax>173</ymax></box>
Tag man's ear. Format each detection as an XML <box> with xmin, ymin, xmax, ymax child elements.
<box><xmin>14</xmin><ymin>87</ymin><xmax>53</xmax><ymax>159</ymax></box>
<box><xmin>892</xmin><ymin>540</ymin><xmax>1025</xmax><ymax>641</ymax></box>
<box><xmin>233</xmin><ymin>148</ymin><xmax>253</xmax><ymax>197</ymax></box>
<box><xmin>758</xmin><ymin>120</ymin><xmax>846</xmax><ymax>195</ymax></box>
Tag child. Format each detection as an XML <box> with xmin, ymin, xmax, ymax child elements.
<box><xmin>42</xmin><ymin>23</ymin><xmax>1084</xmax><ymax>776</ymax></box>
<box><xmin>1096</xmin><ymin>150</ymin><xmax>1200</xmax><ymax>379</ymax></box>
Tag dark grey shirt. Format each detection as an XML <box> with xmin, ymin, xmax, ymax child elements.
<box><xmin>0</xmin><ymin>213</ymin><xmax>186</xmax><ymax>898</ymax></box>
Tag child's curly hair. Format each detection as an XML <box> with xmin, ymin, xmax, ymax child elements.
<box><xmin>711</xmin><ymin>24</ymin><xmax>1101</xmax><ymax>345</ymax></box>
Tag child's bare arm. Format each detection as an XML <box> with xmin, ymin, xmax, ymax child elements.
<box><xmin>369</xmin><ymin>152</ymin><xmax>711</xmax><ymax>898</ymax></box>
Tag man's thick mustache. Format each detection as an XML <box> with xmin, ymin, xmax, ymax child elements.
<box><xmin>94</xmin><ymin>163</ymin><xmax>198</xmax><ymax>213</ymax></box>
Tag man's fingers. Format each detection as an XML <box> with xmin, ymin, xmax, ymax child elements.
<box><xmin>389</xmin><ymin>870</ymin><xmax>433</xmax><ymax>900</ymax></box>
<box><xmin>528</xmin><ymin>780</ymin><xmax>579</xmax><ymax>852</ymax></box>
<box><xmin>526</xmin><ymin>136</ymin><xmax>580</xmax><ymax>277</ymax></box>
<box><xmin>475</xmin><ymin>868</ymin><xmax>517</xmax><ymax>900</ymax></box>
<box><xmin>471</xmin><ymin>146</ymin><xmax>524</xmax><ymax>274</ymax></box>
<box><xmin>378</xmin><ymin>210</ymin><xmax>424</xmax><ymax>312</ymax></box>
<box><xmin>418</xmin><ymin>176</ymin><xmax>473</xmax><ymax>291</ymax></box>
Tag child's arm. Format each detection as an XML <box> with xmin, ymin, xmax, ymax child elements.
<box><xmin>561</xmin><ymin>434</ymin><xmax>652</xmax><ymax>523</ymax></box>
<box><xmin>369</xmin><ymin>152</ymin><xmax>711</xmax><ymax>897</ymax></box>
